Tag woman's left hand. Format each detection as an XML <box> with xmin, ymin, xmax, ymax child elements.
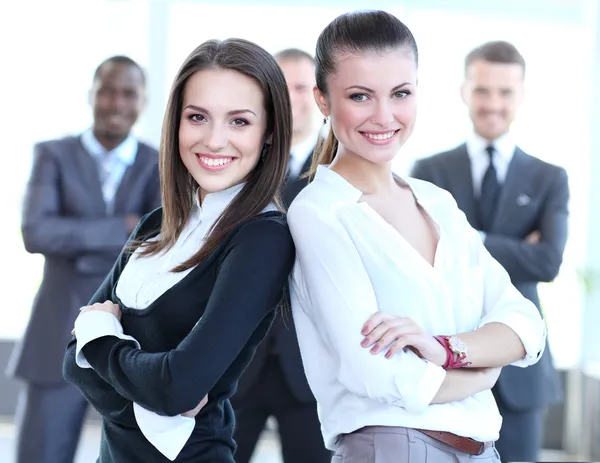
<box><xmin>360</xmin><ymin>312</ymin><xmax>446</xmax><ymax>366</ymax></box>
<box><xmin>72</xmin><ymin>301</ymin><xmax>122</xmax><ymax>336</ymax></box>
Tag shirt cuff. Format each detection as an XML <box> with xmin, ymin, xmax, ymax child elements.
<box><xmin>134</xmin><ymin>402</ymin><xmax>195</xmax><ymax>461</ymax></box>
<box><xmin>479</xmin><ymin>314</ymin><xmax>547</xmax><ymax>367</ymax></box>
<box><xmin>395</xmin><ymin>360</ymin><xmax>446</xmax><ymax>413</ymax></box>
<box><xmin>74</xmin><ymin>310</ymin><xmax>140</xmax><ymax>369</ymax></box>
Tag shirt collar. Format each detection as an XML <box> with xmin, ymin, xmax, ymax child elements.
<box><xmin>313</xmin><ymin>165</ymin><xmax>363</xmax><ymax>202</ymax></box>
<box><xmin>192</xmin><ymin>182</ymin><xmax>245</xmax><ymax>222</ymax></box>
<box><xmin>81</xmin><ymin>128</ymin><xmax>138</xmax><ymax>166</ymax></box>
<box><xmin>466</xmin><ymin>131</ymin><xmax>515</xmax><ymax>164</ymax></box>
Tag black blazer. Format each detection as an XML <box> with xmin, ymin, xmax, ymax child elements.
<box><xmin>411</xmin><ymin>144</ymin><xmax>568</xmax><ymax>411</ymax></box>
<box><xmin>7</xmin><ymin>135</ymin><xmax>160</xmax><ymax>385</ymax></box>
<box><xmin>235</xmin><ymin>153</ymin><xmax>315</xmax><ymax>403</ymax></box>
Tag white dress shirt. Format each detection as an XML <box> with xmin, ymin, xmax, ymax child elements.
<box><xmin>74</xmin><ymin>182</ymin><xmax>277</xmax><ymax>461</ymax></box>
<box><xmin>288</xmin><ymin>135</ymin><xmax>316</xmax><ymax>179</ymax></box>
<box><xmin>466</xmin><ymin>131</ymin><xmax>516</xmax><ymax>198</ymax></box>
<box><xmin>287</xmin><ymin>165</ymin><xmax>546</xmax><ymax>450</ymax></box>
<box><xmin>81</xmin><ymin>128</ymin><xmax>138</xmax><ymax>214</ymax></box>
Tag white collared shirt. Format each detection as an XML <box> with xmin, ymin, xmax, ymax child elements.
<box><xmin>287</xmin><ymin>165</ymin><xmax>546</xmax><ymax>450</ymax></box>
<box><xmin>81</xmin><ymin>128</ymin><xmax>138</xmax><ymax>213</ymax></box>
<box><xmin>74</xmin><ymin>182</ymin><xmax>277</xmax><ymax>461</ymax></box>
<box><xmin>466</xmin><ymin>132</ymin><xmax>515</xmax><ymax>197</ymax></box>
<box><xmin>288</xmin><ymin>135</ymin><xmax>316</xmax><ymax>178</ymax></box>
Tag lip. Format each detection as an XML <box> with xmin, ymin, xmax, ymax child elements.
<box><xmin>359</xmin><ymin>129</ymin><xmax>400</xmax><ymax>145</ymax></box>
<box><xmin>195</xmin><ymin>153</ymin><xmax>236</xmax><ymax>172</ymax></box>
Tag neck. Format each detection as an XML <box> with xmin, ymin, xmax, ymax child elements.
<box><xmin>330</xmin><ymin>149</ymin><xmax>396</xmax><ymax>195</ymax></box>
<box><xmin>93</xmin><ymin>128</ymin><xmax>128</xmax><ymax>152</ymax></box>
<box><xmin>291</xmin><ymin>127</ymin><xmax>312</xmax><ymax>150</ymax></box>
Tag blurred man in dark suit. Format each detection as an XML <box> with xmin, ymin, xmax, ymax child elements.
<box><xmin>7</xmin><ymin>55</ymin><xmax>161</xmax><ymax>463</ymax></box>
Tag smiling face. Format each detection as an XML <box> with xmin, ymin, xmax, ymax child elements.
<box><xmin>314</xmin><ymin>47</ymin><xmax>417</xmax><ymax>165</ymax></box>
<box><xmin>178</xmin><ymin>68</ymin><xmax>268</xmax><ymax>201</ymax></box>
<box><xmin>90</xmin><ymin>61</ymin><xmax>146</xmax><ymax>149</ymax></box>
<box><xmin>461</xmin><ymin>59</ymin><xmax>525</xmax><ymax>142</ymax></box>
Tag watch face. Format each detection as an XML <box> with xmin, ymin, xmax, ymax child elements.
<box><xmin>448</xmin><ymin>336</ymin><xmax>467</xmax><ymax>355</ymax></box>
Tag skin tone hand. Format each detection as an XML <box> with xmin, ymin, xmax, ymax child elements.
<box><xmin>181</xmin><ymin>394</ymin><xmax>209</xmax><ymax>418</ymax></box>
<box><xmin>525</xmin><ymin>230</ymin><xmax>540</xmax><ymax>244</ymax></box>
<box><xmin>71</xmin><ymin>301</ymin><xmax>122</xmax><ymax>336</ymax></box>
<box><xmin>360</xmin><ymin>312</ymin><xmax>446</xmax><ymax>366</ymax></box>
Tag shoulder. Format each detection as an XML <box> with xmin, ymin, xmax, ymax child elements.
<box><xmin>135</xmin><ymin>140</ymin><xmax>159</xmax><ymax>159</ymax></box>
<box><xmin>34</xmin><ymin>136</ymin><xmax>81</xmax><ymax>159</ymax></box>
<box><xmin>413</xmin><ymin>145</ymin><xmax>465</xmax><ymax>167</ymax></box>
<box><xmin>230</xmin><ymin>211</ymin><xmax>293</xmax><ymax>247</ymax></box>
<box><xmin>288</xmin><ymin>177</ymin><xmax>346</xmax><ymax>224</ymax></box>
<box><xmin>518</xmin><ymin>149</ymin><xmax>568</xmax><ymax>183</ymax></box>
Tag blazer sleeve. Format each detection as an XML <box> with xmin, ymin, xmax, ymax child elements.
<box><xmin>21</xmin><ymin>143</ymin><xmax>130</xmax><ymax>257</ymax></box>
<box><xmin>62</xmin><ymin>215</ymin><xmax>152</xmax><ymax>423</ymax></box>
<box><xmin>76</xmin><ymin>218</ymin><xmax>295</xmax><ymax>417</ymax></box>
<box><xmin>483</xmin><ymin>167</ymin><xmax>569</xmax><ymax>283</ymax></box>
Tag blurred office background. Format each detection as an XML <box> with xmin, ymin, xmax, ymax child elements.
<box><xmin>0</xmin><ymin>0</ymin><xmax>599</xmax><ymax>461</ymax></box>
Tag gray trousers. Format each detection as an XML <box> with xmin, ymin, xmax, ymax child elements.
<box><xmin>14</xmin><ymin>381</ymin><xmax>89</xmax><ymax>463</ymax></box>
<box><xmin>332</xmin><ymin>426</ymin><xmax>501</xmax><ymax>463</ymax></box>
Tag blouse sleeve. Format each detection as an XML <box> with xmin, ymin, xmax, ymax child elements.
<box><xmin>287</xmin><ymin>199</ymin><xmax>446</xmax><ymax>414</ymax></box>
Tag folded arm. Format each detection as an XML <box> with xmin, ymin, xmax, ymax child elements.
<box><xmin>483</xmin><ymin>168</ymin><xmax>569</xmax><ymax>283</ymax></box>
<box><xmin>289</xmin><ymin>200</ymin><xmax>448</xmax><ymax>414</ymax></box>
<box><xmin>22</xmin><ymin>143</ymin><xmax>130</xmax><ymax>257</ymax></box>
<box><xmin>76</xmin><ymin>218</ymin><xmax>295</xmax><ymax>417</ymax></box>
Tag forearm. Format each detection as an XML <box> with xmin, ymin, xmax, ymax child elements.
<box><xmin>456</xmin><ymin>322</ymin><xmax>525</xmax><ymax>368</ymax></box>
<box><xmin>430</xmin><ymin>368</ymin><xmax>495</xmax><ymax>404</ymax></box>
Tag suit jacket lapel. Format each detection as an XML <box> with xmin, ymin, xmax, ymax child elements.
<box><xmin>74</xmin><ymin>137</ymin><xmax>107</xmax><ymax>215</ymax></box>
<box><xmin>491</xmin><ymin>147</ymin><xmax>529</xmax><ymax>232</ymax></box>
<box><xmin>449</xmin><ymin>145</ymin><xmax>480</xmax><ymax>229</ymax></box>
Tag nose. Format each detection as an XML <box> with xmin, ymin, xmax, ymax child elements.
<box><xmin>204</xmin><ymin>123</ymin><xmax>228</xmax><ymax>152</ymax></box>
<box><xmin>371</xmin><ymin>100</ymin><xmax>395</xmax><ymax>127</ymax></box>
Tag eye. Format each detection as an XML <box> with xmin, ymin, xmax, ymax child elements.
<box><xmin>231</xmin><ymin>118</ymin><xmax>249</xmax><ymax>127</ymax></box>
<box><xmin>394</xmin><ymin>90</ymin><xmax>410</xmax><ymax>99</ymax></box>
<box><xmin>350</xmin><ymin>93</ymin><xmax>368</xmax><ymax>102</ymax></box>
<box><xmin>188</xmin><ymin>114</ymin><xmax>206</xmax><ymax>122</ymax></box>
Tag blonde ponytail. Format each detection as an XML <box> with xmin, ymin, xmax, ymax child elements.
<box><xmin>306</xmin><ymin>126</ymin><xmax>338</xmax><ymax>180</ymax></box>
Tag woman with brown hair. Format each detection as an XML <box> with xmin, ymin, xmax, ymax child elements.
<box><xmin>288</xmin><ymin>10</ymin><xmax>546</xmax><ymax>462</ymax></box>
<box><xmin>63</xmin><ymin>38</ymin><xmax>295</xmax><ymax>463</ymax></box>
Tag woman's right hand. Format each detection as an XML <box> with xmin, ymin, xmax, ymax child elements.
<box><xmin>180</xmin><ymin>394</ymin><xmax>208</xmax><ymax>418</ymax></box>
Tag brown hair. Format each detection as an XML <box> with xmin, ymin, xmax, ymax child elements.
<box><xmin>465</xmin><ymin>41</ymin><xmax>526</xmax><ymax>75</ymax></box>
<box><xmin>138</xmin><ymin>38</ymin><xmax>292</xmax><ymax>272</ymax></box>
<box><xmin>308</xmin><ymin>10</ymin><xmax>418</xmax><ymax>177</ymax></box>
<box><xmin>274</xmin><ymin>48</ymin><xmax>315</xmax><ymax>65</ymax></box>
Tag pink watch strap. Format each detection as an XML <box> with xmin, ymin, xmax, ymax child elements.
<box><xmin>434</xmin><ymin>335</ymin><xmax>472</xmax><ymax>369</ymax></box>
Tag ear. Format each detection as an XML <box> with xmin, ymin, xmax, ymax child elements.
<box><xmin>459</xmin><ymin>81</ymin><xmax>468</xmax><ymax>105</ymax></box>
<box><xmin>264</xmin><ymin>133</ymin><xmax>273</xmax><ymax>144</ymax></box>
<box><xmin>313</xmin><ymin>86</ymin><xmax>330</xmax><ymax>117</ymax></box>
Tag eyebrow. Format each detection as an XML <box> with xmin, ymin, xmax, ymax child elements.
<box><xmin>183</xmin><ymin>104</ymin><xmax>257</xmax><ymax>117</ymax></box>
<box><xmin>345</xmin><ymin>83</ymin><xmax>412</xmax><ymax>93</ymax></box>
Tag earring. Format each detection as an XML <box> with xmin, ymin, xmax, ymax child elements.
<box><xmin>323</xmin><ymin>116</ymin><xmax>329</xmax><ymax>125</ymax></box>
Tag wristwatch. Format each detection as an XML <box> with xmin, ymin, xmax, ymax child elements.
<box><xmin>446</xmin><ymin>336</ymin><xmax>468</xmax><ymax>360</ymax></box>
<box><xmin>434</xmin><ymin>335</ymin><xmax>471</xmax><ymax>369</ymax></box>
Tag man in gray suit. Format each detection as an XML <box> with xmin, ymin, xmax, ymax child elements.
<box><xmin>6</xmin><ymin>55</ymin><xmax>161</xmax><ymax>463</ymax></box>
<box><xmin>411</xmin><ymin>41</ymin><xmax>568</xmax><ymax>462</ymax></box>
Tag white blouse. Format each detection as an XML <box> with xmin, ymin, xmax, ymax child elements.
<box><xmin>287</xmin><ymin>165</ymin><xmax>546</xmax><ymax>450</ymax></box>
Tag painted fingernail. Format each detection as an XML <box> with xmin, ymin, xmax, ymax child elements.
<box><xmin>361</xmin><ymin>339</ymin><xmax>369</xmax><ymax>347</ymax></box>
<box><xmin>371</xmin><ymin>346</ymin><xmax>379</xmax><ymax>354</ymax></box>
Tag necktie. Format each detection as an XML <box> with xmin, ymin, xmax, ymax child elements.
<box><xmin>478</xmin><ymin>145</ymin><xmax>500</xmax><ymax>232</ymax></box>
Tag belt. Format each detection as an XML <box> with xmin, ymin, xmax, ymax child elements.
<box><xmin>416</xmin><ymin>429</ymin><xmax>493</xmax><ymax>456</ymax></box>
